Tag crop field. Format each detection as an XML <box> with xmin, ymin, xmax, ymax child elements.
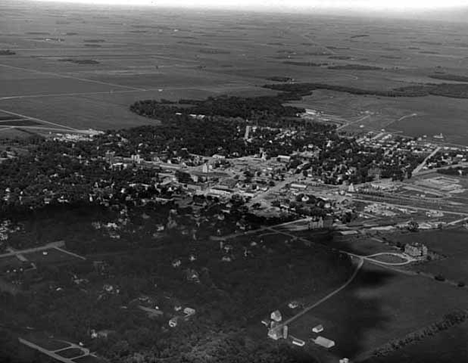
<box><xmin>1</xmin><ymin>1</ymin><xmax>468</xmax><ymax>141</ymax></box>
<box><xmin>287</xmin><ymin>262</ymin><xmax>468</xmax><ymax>361</ymax></box>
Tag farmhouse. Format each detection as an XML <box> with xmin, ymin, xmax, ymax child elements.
<box><xmin>404</xmin><ymin>243</ymin><xmax>428</xmax><ymax>258</ymax></box>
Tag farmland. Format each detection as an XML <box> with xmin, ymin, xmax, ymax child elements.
<box><xmin>1</xmin><ymin>1</ymin><xmax>468</xmax><ymax>143</ymax></box>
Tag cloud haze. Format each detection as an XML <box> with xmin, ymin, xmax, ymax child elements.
<box><xmin>31</xmin><ymin>0</ymin><xmax>468</xmax><ymax>11</ymax></box>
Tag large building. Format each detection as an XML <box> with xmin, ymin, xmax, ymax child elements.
<box><xmin>404</xmin><ymin>243</ymin><xmax>428</xmax><ymax>258</ymax></box>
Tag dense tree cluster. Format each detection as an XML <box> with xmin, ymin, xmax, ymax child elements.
<box><xmin>0</xmin><ymin>210</ymin><xmax>352</xmax><ymax>363</ymax></box>
<box><xmin>131</xmin><ymin>95</ymin><xmax>303</xmax><ymax>120</ymax></box>
<box><xmin>264</xmin><ymin>82</ymin><xmax>468</xmax><ymax>99</ymax></box>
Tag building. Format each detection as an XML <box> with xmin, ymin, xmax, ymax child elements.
<box><xmin>267</xmin><ymin>321</ymin><xmax>284</xmax><ymax>340</ymax></box>
<box><xmin>313</xmin><ymin>336</ymin><xmax>335</xmax><ymax>349</ymax></box>
<box><xmin>277</xmin><ymin>155</ymin><xmax>291</xmax><ymax>163</ymax></box>
<box><xmin>168</xmin><ymin>317</ymin><xmax>179</xmax><ymax>328</ymax></box>
<box><xmin>208</xmin><ymin>186</ymin><xmax>233</xmax><ymax>197</ymax></box>
<box><xmin>271</xmin><ymin>310</ymin><xmax>282</xmax><ymax>322</ymax></box>
<box><xmin>404</xmin><ymin>243</ymin><xmax>428</xmax><ymax>258</ymax></box>
<box><xmin>312</xmin><ymin>324</ymin><xmax>324</xmax><ymax>333</ymax></box>
<box><xmin>244</xmin><ymin>125</ymin><xmax>252</xmax><ymax>140</ymax></box>
<box><xmin>290</xmin><ymin>183</ymin><xmax>307</xmax><ymax>190</ymax></box>
<box><xmin>291</xmin><ymin>337</ymin><xmax>305</xmax><ymax>347</ymax></box>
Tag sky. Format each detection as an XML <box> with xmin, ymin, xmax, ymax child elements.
<box><xmin>31</xmin><ymin>0</ymin><xmax>468</xmax><ymax>12</ymax></box>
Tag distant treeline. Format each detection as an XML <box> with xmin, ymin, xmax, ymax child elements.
<box><xmin>283</xmin><ymin>61</ymin><xmax>326</xmax><ymax>67</ymax></box>
<box><xmin>265</xmin><ymin>76</ymin><xmax>294</xmax><ymax>82</ymax></box>
<box><xmin>264</xmin><ymin>82</ymin><xmax>468</xmax><ymax>99</ymax></box>
<box><xmin>328</xmin><ymin>64</ymin><xmax>382</xmax><ymax>70</ymax></box>
<box><xmin>0</xmin><ymin>50</ymin><xmax>15</xmax><ymax>55</ymax></box>
<box><xmin>429</xmin><ymin>74</ymin><xmax>468</xmax><ymax>82</ymax></box>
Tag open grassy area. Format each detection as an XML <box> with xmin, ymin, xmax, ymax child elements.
<box><xmin>25</xmin><ymin>333</ymin><xmax>70</xmax><ymax>351</ymax></box>
<box><xmin>287</xmin><ymin>261</ymin><xmax>468</xmax><ymax>361</ymax></box>
<box><xmin>25</xmin><ymin>248</ymin><xmax>80</xmax><ymax>265</ymax></box>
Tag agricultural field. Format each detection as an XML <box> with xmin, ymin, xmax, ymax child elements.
<box><xmin>0</xmin><ymin>0</ymin><xmax>468</xmax><ymax>143</ymax></box>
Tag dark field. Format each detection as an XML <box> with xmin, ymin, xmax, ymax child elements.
<box><xmin>1</xmin><ymin>0</ymin><xmax>468</xmax><ymax>142</ymax></box>
<box><xmin>288</xmin><ymin>262</ymin><xmax>468</xmax><ymax>361</ymax></box>
<box><xmin>371</xmin><ymin>320</ymin><xmax>468</xmax><ymax>363</ymax></box>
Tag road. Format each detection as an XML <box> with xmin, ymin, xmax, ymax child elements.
<box><xmin>0</xmin><ymin>63</ymin><xmax>145</xmax><ymax>92</ymax></box>
<box><xmin>210</xmin><ymin>217</ymin><xmax>313</xmax><ymax>242</ymax></box>
<box><xmin>415</xmin><ymin>161</ymin><xmax>468</xmax><ymax>176</ymax></box>
<box><xmin>0</xmin><ymin>108</ymin><xmax>83</xmax><ymax>133</ymax></box>
<box><xmin>0</xmin><ymin>241</ymin><xmax>65</xmax><ymax>259</ymax></box>
<box><xmin>18</xmin><ymin>338</ymin><xmax>93</xmax><ymax>363</ymax></box>
<box><xmin>272</xmin><ymin>257</ymin><xmax>364</xmax><ymax>333</ymax></box>
<box><xmin>352</xmin><ymin>197</ymin><xmax>468</xmax><ymax>217</ymax></box>
<box><xmin>413</xmin><ymin>146</ymin><xmax>441</xmax><ymax>174</ymax></box>
<box><xmin>382</xmin><ymin>113</ymin><xmax>418</xmax><ymax>129</ymax></box>
<box><xmin>337</xmin><ymin>114</ymin><xmax>371</xmax><ymax>131</ymax></box>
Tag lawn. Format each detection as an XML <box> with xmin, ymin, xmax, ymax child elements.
<box><xmin>73</xmin><ymin>355</ymin><xmax>104</xmax><ymax>363</ymax></box>
<box><xmin>25</xmin><ymin>333</ymin><xmax>70</xmax><ymax>351</ymax></box>
<box><xmin>25</xmin><ymin>248</ymin><xmax>80</xmax><ymax>264</ymax></box>
<box><xmin>389</xmin><ymin>229</ymin><xmax>468</xmax><ymax>281</ymax></box>
<box><xmin>56</xmin><ymin>348</ymin><xmax>85</xmax><ymax>359</ymax></box>
<box><xmin>0</xmin><ymin>256</ymin><xmax>24</xmax><ymax>272</ymax></box>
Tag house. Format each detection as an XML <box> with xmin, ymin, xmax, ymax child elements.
<box><xmin>312</xmin><ymin>324</ymin><xmax>324</xmax><ymax>333</ymax></box>
<box><xmin>277</xmin><ymin>155</ymin><xmax>291</xmax><ymax>163</ymax></box>
<box><xmin>270</xmin><ymin>310</ymin><xmax>282</xmax><ymax>322</ymax></box>
<box><xmin>267</xmin><ymin>321</ymin><xmax>287</xmax><ymax>340</ymax></box>
<box><xmin>404</xmin><ymin>243</ymin><xmax>428</xmax><ymax>258</ymax></box>
<box><xmin>290</xmin><ymin>183</ymin><xmax>307</xmax><ymax>190</ymax></box>
<box><xmin>313</xmin><ymin>336</ymin><xmax>335</xmax><ymax>349</ymax></box>
<box><xmin>168</xmin><ymin>317</ymin><xmax>179</xmax><ymax>328</ymax></box>
<box><xmin>183</xmin><ymin>307</ymin><xmax>196</xmax><ymax>318</ymax></box>
<box><xmin>208</xmin><ymin>186</ymin><xmax>233</xmax><ymax>197</ymax></box>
